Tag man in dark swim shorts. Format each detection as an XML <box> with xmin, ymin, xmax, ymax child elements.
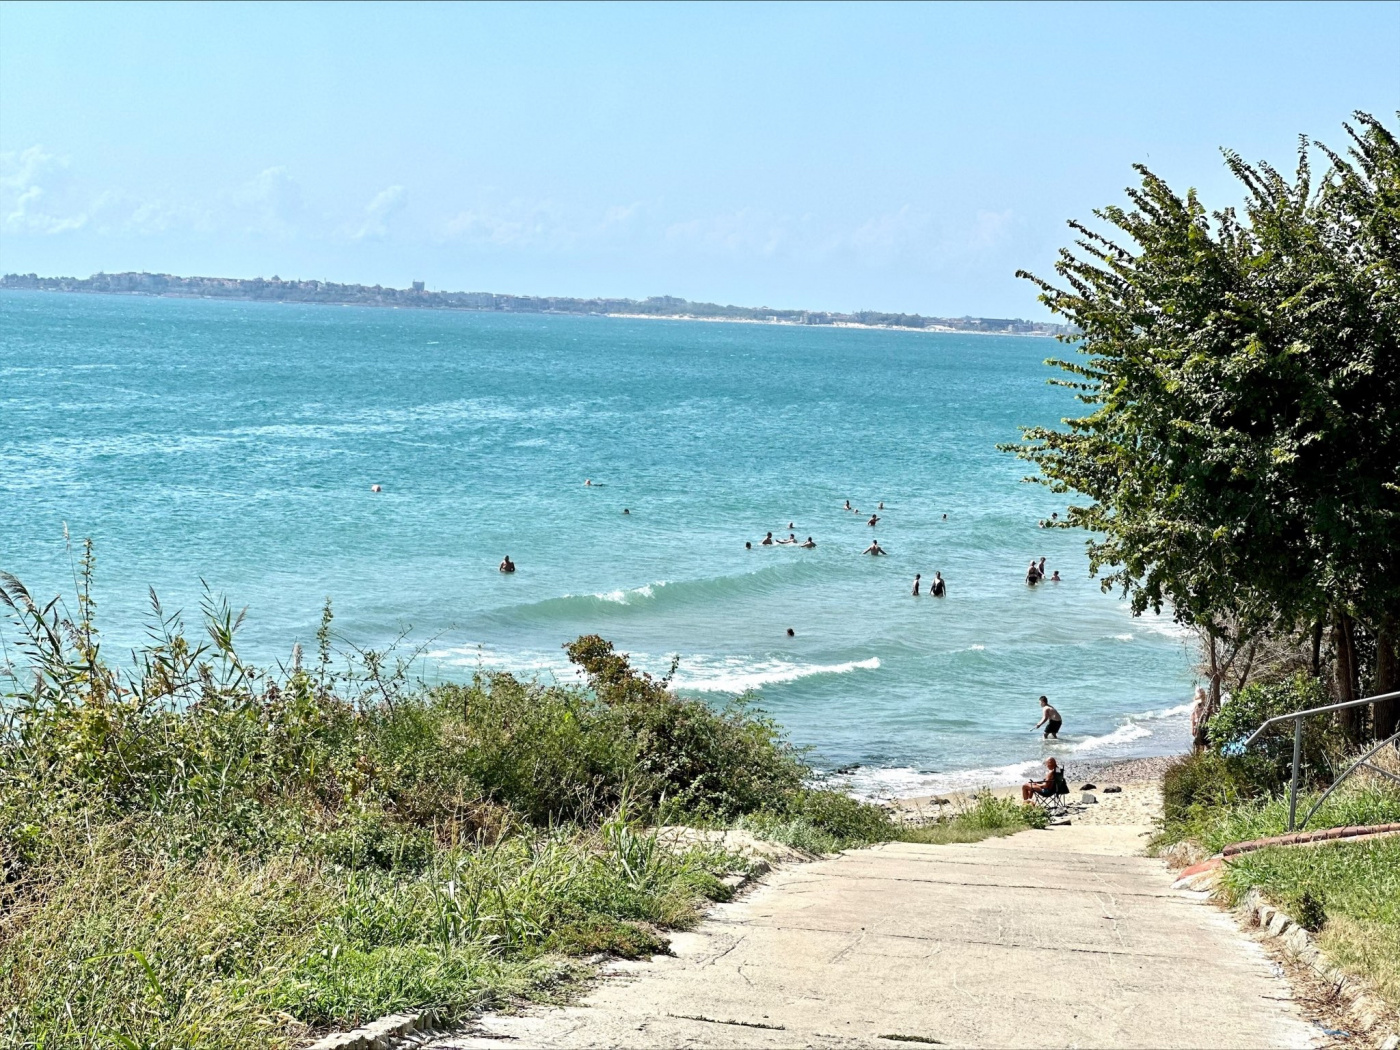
<box><xmin>1034</xmin><ymin>695</ymin><xmax>1062</xmax><ymax>738</ymax></box>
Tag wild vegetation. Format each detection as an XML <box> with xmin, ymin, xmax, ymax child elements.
<box><xmin>1003</xmin><ymin>111</ymin><xmax>1400</xmax><ymax>745</ymax></box>
<box><xmin>1006</xmin><ymin>111</ymin><xmax>1400</xmax><ymax>1012</ymax></box>
<box><xmin>1154</xmin><ymin>675</ymin><xmax>1400</xmax><ymax>1011</ymax></box>
<box><xmin>0</xmin><ymin>554</ymin><xmax>1041</xmax><ymax>1049</ymax></box>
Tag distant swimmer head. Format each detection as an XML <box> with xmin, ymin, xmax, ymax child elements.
<box><xmin>370</xmin><ymin>484</ymin><xmax>382</xmax><ymax>493</ymax></box>
<box><xmin>584</xmin><ymin>479</ymin><xmax>591</xmax><ymax>485</ymax></box>
<box><xmin>878</xmin><ymin>502</ymin><xmax>884</xmax><ymax>509</ymax></box>
<box><xmin>788</xmin><ymin>522</ymin><xmax>794</xmax><ymax>529</ymax></box>
<box><xmin>499</xmin><ymin>555</ymin><xmax>516</xmax><ymax>573</ymax></box>
<box><xmin>623</xmin><ymin>508</ymin><xmax>630</xmax><ymax>514</ymax></box>
<box><xmin>745</xmin><ymin>541</ymin><xmax>752</xmax><ymax>549</ymax></box>
<box><xmin>786</xmin><ymin>628</ymin><xmax>795</xmax><ymax>637</ymax></box>
<box><xmin>942</xmin><ymin>513</ymin><xmax>947</xmax><ymax>519</ymax></box>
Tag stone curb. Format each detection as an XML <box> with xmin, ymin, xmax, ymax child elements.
<box><xmin>1236</xmin><ymin>887</ymin><xmax>1399</xmax><ymax>1048</ymax></box>
<box><xmin>1222</xmin><ymin>823</ymin><xmax>1400</xmax><ymax>857</ymax></box>
<box><xmin>307</xmin><ymin>1009</ymin><xmax>444</xmax><ymax>1050</ymax></box>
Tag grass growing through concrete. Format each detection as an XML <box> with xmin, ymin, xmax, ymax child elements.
<box><xmin>1220</xmin><ymin>836</ymin><xmax>1400</xmax><ymax>1011</ymax></box>
<box><xmin>1156</xmin><ymin>748</ymin><xmax>1400</xmax><ymax>1015</ymax></box>
<box><xmin>0</xmin><ymin>558</ymin><xmax>909</xmax><ymax>1049</ymax></box>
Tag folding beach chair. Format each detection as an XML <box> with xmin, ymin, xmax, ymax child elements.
<box><xmin>1032</xmin><ymin>769</ymin><xmax>1070</xmax><ymax>820</ymax></box>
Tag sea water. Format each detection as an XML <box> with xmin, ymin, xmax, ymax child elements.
<box><xmin>0</xmin><ymin>291</ymin><xmax>1196</xmax><ymax>794</ymax></box>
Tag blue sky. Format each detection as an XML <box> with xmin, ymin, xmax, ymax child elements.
<box><xmin>2</xmin><ymin>2</ymin><xmax>1396</xmax><ymax>317</ymax></box>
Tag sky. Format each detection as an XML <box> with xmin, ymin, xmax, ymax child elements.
<box><xmin>2</xmin><ymin>2</ymin><xmax>1397</xmax><ymax>318</ymax></box>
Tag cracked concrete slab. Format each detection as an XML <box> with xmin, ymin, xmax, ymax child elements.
<box><xmin>427</xmin><ymin>822</ymin><xmax>1317</xmax><ymax>1049</ymax></box>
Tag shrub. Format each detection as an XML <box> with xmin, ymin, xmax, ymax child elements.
<box><xmin>1161</xmin><ymin>750</ymin><xmax>1254</xmax><ymax>826</ymax></box>
<box><xmin>1207</xmin><ymin>673</ymin><xmax>1342</xmax><ymax>794</ymax></box>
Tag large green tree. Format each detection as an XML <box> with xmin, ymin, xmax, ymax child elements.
<box><xmin>1004</xmin><ymin>112</ymin><xmax>1400</xmax><ymax>743</ymax></box>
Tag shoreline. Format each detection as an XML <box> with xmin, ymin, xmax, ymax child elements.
<box><xmin>600</xmin><ymin>310</ymin><xmax>1061</xmax><ymax>337</ymax></box>
<box><xmin>0</xmin><ymin>286</ymin><xmax>1064</xmax><ymax>338</ymax></box>
<box><xmin>888</xmin><ymin>753</ymin><xmax>1175</xmax><ymax>826</ymax></box>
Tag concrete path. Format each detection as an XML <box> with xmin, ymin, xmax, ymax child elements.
<box><xmin>433</xmin><ymin>823</ymin><xmax>1317</xmax><ymax>1049</ymax></box>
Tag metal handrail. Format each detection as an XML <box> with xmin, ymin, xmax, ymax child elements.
<box><xmin>1241</xmin><ymin>688</ymin><xmax>1400</xmax><ymax>831</ymax></box>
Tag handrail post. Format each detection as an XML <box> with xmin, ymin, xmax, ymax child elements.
<box><xmin>1288</xmin><ymin>717</ymin><xmax>1302</xmax><ymax>832</ymax></box>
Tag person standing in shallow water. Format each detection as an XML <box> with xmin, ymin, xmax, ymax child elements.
<box><xmin>930</xmin><ymin>571</ymin><xmax>946</xmax><ymax>596</ymax></box>
<box><xmin>498</xmin><ymin>555</ymin><xmax>516</xmax><ymax>573</ymax></box>
<box><xmin>1034</xmin><ymin>695</ymin><xmax>1062</xmax><ymax>739</ymax></box>
<box><xmin>911</xmin><ymin>573</ymin><xmax>921</xmax><ymax>596</ymax></box>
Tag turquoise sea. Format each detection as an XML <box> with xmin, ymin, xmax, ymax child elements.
<box><xmin>1</xmin><ymin>290</ymin><xmax>1196</xmax><ymax>794</ymax></box>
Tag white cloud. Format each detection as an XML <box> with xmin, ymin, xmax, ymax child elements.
<box><xmin>1</xmin><ymin>146</ymin><xmax>87</xmax><ymax>234</ymax></box>
<box><xmin>438</xmin><ymin>198</ymin><xmax>646</xmax><ymax>251</ymax></box>
<box><xmin>664</xmin><ymin>208</ymin><xmax>793</xmax><ymax>258</ymax></box>
<box><xmin>352</xmin><ymin>184</ymin><xmax>406</xmax><ymax>240</ymax></box>
<box><xmin>844</xmin><ymin>206</ymin><xmax>935</xmax><ymax>263</ymax></box>
<box><xmin>233</xmin><ymin>166</ymin><xmax>304</xmax><ymax>236</ymax></box>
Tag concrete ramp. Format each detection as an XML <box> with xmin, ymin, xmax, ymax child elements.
<box><xmin>433</xmin><ymin>824</ymin><xmax>1316</xmax><ymax>1049</ymax></box>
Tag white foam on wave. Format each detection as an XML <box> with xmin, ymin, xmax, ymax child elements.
<box><xmin>832</xmin><ymin>697</ymin><xmax>1194</xmax><ymax>800</ymax></box>
<box><xmin>585</xmin><ymin>582</ymin><xmax>662</xmax><ymax>604</ymax></box>
<box><xmin>424</xmin><ymin>644</ymin><xmax>880</xmax><ymax>694</ymax></box>
<box><xmin>834</xmin><ymin>759</ymin><xmax>1044</xmax><ymax>799</ymax></box>
<box><xmin>672</xmin><ymin>656</ymin><xmax>880</xmax><ymax>693</ymax></box>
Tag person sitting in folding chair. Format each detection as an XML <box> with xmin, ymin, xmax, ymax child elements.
<box><xmin>1022</xmin><ymin>756</ymin><xmax>1067</xmax><ymax>809</ymax></box>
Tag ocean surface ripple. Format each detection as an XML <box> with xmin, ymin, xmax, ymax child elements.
<box><xmin>0</xmin><ymin>292</ymin><xmax>1196</xmax><ymax>793</ymax></box>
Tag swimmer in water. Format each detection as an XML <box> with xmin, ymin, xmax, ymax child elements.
<box><xmin>1026</xmin><ymin>559</ymin><xmax>1041</xmax><ymax>585</ymax></box>
<box><xmin>584</xmin><ymin>479</ymin><xmax>591</xmax><ymax>486</ymax></box>
<box><xmin>788</xmin><ymin>521</ymin><xmax>795</xmax><ymax>529</ymax></box>
<box><xmin>863</xmin><ymin>540</ymin><xmax>888</xmax><ymax>555</ymax></box>
<box><xmin>1050</xmin><ymin>570</ymin><xmax>1061</xmax><ymax>582</ymax></box>
<box><xmin>942</xmin><ymin>513</ymin><xmax>947</xmax><ymax>520</ymax></box>
<box><xmin>799</xmin><ymin>536</ymin><xmax>816</xmax><ymax>548</ymax></box>
<box><xmin>1038</xmin><ymin>556</ymin><xmax>1047</xmax><ymax>578</ymax></box>
<box><xmin>745</xmin><ymin>541</ymin><xmax>752</xmax><ymax>550</ymax></box>
<box><xmin>622</xmin><ymin>508</ymin><xmax>630</xmax><ymax>514</ymax></box>
<box><xmin>930</xmin><ymin>571</ymin><xmax>946</xmax><ymax>596</ymax></box>
<box><xmin>777</xmin><ymin>533</ymin><xmax>798</xmax><ymax>545</ymax></box>
<box><xmin>878</xmin><ymin>501</ymin><xmax>884</xmax><ymax>510</ymax></box>
<box><xmin>911</xmin><ymin>573</ymin><xmax>921</xmax><ymax>596</ymax></box>
<box><xmin>370</xmin><ymin>483</ymin><xmax>382</xmax><ymax>493</ymax></box>
<box><xmin>844</xmin><ymin>500</ymin><xmax>853</xmax><ymax>511</ymax></box>
<box><xmin>499</xmin><ymin>555</ymin><xmax>516</xmax><ymax>573</ymax></box>
<box><xmin>786</xmin><ymin>627</ymin><xmax>795</xmax><ymax>637</ymax></box>
<box><xmin>761</xmin><ymin>532</ymin><xmax>774</xmax><ymax>546</ymax></box>
<box><xmin>867</xmin><ymin>514</ymin><xmax>879</xmax><ymax>526</ymax></box>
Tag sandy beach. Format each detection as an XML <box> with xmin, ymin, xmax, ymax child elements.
<box><xmin>888</xmin><ymin>753</ymin><xmax>1177</xmax><ymax>827</ymax></box>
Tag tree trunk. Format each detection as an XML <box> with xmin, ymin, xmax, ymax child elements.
<box><xmin>1374</xmin><ymin>616</ymin><xmax>1399</xmax><ymax>740</ymax></box>
<box><xmin>1195</xmin><ymin>630</ymin><xmax>1222</xmax><ymax>750</ymax></box>
<box><xmin>1311</xmin><ymin>619</ymin><xmax>1324</xmax><ymax>678</ymax></box>
<box><xmin>1333</xmin><ymin>610</ymin><xmax>1364</xmax><ymax>744</ymax></box>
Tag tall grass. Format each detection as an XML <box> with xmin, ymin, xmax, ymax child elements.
<box><xmin>0</xmin><ymin>555</ymin><xmax>904</xmax><ymax>1048</ymax></box>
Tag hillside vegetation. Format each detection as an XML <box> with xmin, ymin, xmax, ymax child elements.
<box><xmin>0</xmin><ymin>558</ymin><xmax>1039</xmax><ymax>1049</ymax></box>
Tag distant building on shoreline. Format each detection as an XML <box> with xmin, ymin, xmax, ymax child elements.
<box><xmin>0</xmin><ymin>271</ymin><xmax>1077</xmax><ymax>337</ymax></box>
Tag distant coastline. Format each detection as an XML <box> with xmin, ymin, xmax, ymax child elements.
<box><xmin>0</xmin><ymin>271</ymin><xmax>1073</xmax><ymax>337</ymax></box>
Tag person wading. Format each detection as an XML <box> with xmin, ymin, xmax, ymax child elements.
<box><xmin>1034</xmin><ymin>695</ymin><xmax>1062</xmax><ymax>739</ymax></box>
